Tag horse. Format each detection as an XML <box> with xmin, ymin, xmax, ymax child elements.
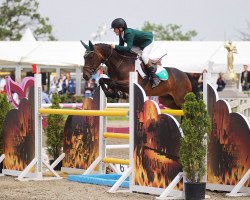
<box><xmin>81</xmin><ymin>41</ymin><xmax>198</xmax><ymax>109</ymax></box>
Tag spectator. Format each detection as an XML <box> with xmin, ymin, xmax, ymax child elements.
<box><xmin>92</xmin><ymin>78</ymin><xmax>98</xmax><ymax>94</ymax></box>
<box><xmin>57</xmin><ymin>73</ymin><xmax>65</xmax><ymax>94</ymax></box>
<box><xmin>241</xmin><ymin>64</ymin><xmax>250</xmax><ymax>91</ymax></box>
<box><xmin>42</xmin><ymin>86</ymin><xmax>51</xmax><ymax>104</ymax></box>
<box><xmin>62</xmin><ymin>73</ymin><xmax>75</xmax><ymax>95</ymax></box>
<box><xmin>84</xmin><ymin>78</ymin><xmax>96</xmax><ymax>98</ymax></box>
<box><xmin>216</xmin><ymin>73</ymin><xmax>226</xmax><ymax>92</ymax></box>
<box><xmin>0</xmin><ymin>77</ymin><xmax>6</xmax><ymax>93</ymax></box>
<box><xmin>49</xmin><ymin>76</ymin><xmax>58</xmax><ymax>93</ymax></box>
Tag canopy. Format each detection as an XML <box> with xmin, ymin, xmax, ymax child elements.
<box><xmin>151</xmin><ymin>41</ymin><xmax>250</xmax><ymax>73</ymax></box>
<box><xmin>0</xmin><ymin>40</ymin><xmax>249</xmax><ymax>73</ymax></box>
<box><xmin>0</xmin><ymin>41</ymin><xmax>84</xmax><ymax>67</ymax></box>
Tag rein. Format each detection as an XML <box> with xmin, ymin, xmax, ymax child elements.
<box><xmin>102</xmin><ymin>47</ymin><xmax>113</xmax><ymax>64</ymax></box>
<box><xmin>84</xmin><ymin>44</ymin><xmax>137</xmax><ymax>75</ymax></box>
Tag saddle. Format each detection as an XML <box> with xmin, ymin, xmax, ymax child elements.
<box><xmin>139</xmin><ymin>59</ymin><xmax>168</xmax><ymax>81</ymax></box>
<box><xmin>149</xmin><ymin>58</ymin><xmax>162</xmax><ymax>66</ymax></box>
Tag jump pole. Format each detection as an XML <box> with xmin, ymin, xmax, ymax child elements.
<box><xmin>108</xmin><ymin>72</ymin><xmax>136</xmax><ymax>193</ymax></box>
<box><xmin>17</xmin><ymin>74</ymin><xmax>64</xmax><ymax>181</ymax></box>
<box><xmin>80</xmin><ymin>73</ymin><xmax>134</xmax><ymax>191</ymax></box>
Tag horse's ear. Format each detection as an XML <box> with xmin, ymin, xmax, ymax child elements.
<box><xmin>89</xmin><ymin>40</ymin><xmax>95</xmax><ymax>51</ymax></box>
<box><xmin>80</xmin><ymin>40</ymin><xmax>90</xmax><ymax>51</ymax></box>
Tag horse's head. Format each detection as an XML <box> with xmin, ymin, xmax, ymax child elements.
<box><xmin>81</xmin><ymin>40</ymin><xmax>104</xmax><ymax>81</ymax></box>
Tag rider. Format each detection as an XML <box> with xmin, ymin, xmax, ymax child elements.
<box><xmin>110</xmin><ymin>18</ymin><xmax>161</xmax><ymax>88</ymax></box>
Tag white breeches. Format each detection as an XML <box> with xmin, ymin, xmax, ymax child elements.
<box><xmin>131</xmin><ymin>41</ymin><xmax>154</xmax><ymax>64</ymax></box>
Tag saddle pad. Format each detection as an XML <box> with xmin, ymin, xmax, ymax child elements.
<box><xmin>156</xmin><ymin>66</ymin><xmax>168</xmax><ymax>80</ymax></box>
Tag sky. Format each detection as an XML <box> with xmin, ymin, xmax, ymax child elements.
<box><xmin>36</xmin><ymin>0</ymin><xmax>250</xmax><ymax>41</ymax></box>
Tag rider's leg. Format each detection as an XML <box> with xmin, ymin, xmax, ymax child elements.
<box><xmin>131</xmin><ymin>46</ymin><xmax>147</xmax><ymax>78</ymax></box>
<box><xmin>135</xmin><ymin>59</ymin><xmax>147</xmax><ymax>78</ymax></box>
<box><xmin>142</xmin><ymin>43</ymin><xmax>161</xmax><ymax>88</ymax></box>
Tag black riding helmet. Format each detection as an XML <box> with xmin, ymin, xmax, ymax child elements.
<box><xmin>111</xmin><ymin>18</ymin><xmax>127</xmax><ymax>29</ymax></box>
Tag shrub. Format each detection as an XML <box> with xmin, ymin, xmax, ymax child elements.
<box><xmin>179</xmin><ymin>92</ymin><xmax>211</xmax><ymax>183</ymax></box>
<box><xmin>0</xmin><ymin>94</ymin><xmax>11</xmax><ymax>154</ymax></box>
<box><xmin>46</xmin><ymin>93</ymin><xmax>65</xmax><ymax>159</ymax></box>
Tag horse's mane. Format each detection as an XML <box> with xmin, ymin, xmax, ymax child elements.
<box><xmin>96</xmin><ymin>43</ymin><xmax>137</xmax><ymax>60</ymax></box>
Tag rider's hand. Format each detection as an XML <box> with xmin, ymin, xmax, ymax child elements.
<box><xmin>111</xmin><ymin>44</ymin><xmax>116</xmax><ymax>49</ymax></box>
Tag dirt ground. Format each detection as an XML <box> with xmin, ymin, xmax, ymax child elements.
<box><xmin>1</xmin><ymin>121</ymin><xmax>250</xmax><ymax>200</ymax></box>
<box><xmin>1</xmin><ymin>171</ymin><xmax>250</xmax><ymax>200</ymax></box>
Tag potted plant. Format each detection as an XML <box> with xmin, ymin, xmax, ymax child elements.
<box><xmin>46</xmin><ymin>92</ymin><xmax>65</xmax><ymax>170</ymax></box>
<box><xmin>179</xmin><ymin>92</ymin><xmax>211</xmax><ymax>200</ymax></box>
<box><xmin>0</xmin><ymin>93</ymin><xmax>11</xmax><ymax>172</ymax></box>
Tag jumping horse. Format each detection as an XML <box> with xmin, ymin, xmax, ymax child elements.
<box><xmin>81</xmin><ymin>41</ymin><xmax>198</xmax><ymax>109</ymax></box>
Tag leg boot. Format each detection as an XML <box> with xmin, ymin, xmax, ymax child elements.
<box><xmin>147</xmin><ymin>65</ymin><xmax>161</xmax><ymax>88</ymax></box>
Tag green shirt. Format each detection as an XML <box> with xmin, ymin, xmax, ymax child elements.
<box><xmin>115</xmin><ymin>28</ymin><xmax>153</xmax><ymax>52</ymax></box>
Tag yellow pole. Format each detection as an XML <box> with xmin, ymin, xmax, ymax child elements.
<box><xmin>104</xmin><ymin>108</ymin><xmax>184</xmax><ymax>116</ymax></box>
<box><xmin>102</xmin><ymin>157</ymin><xmax>129</xmax><ymax>165</ymax></box>
<box><xmin>39</xmin><ymin>108</ymin><xmax>183</xmax><ymax>116</ymax></box>
<box><xmin>160</xmin><ymin>109</ymin><xmax>184</xmax><ymax>116</ymax></box>
<box><xmin>39</xmin><ymin>108</ymin><xmax>128</xmax><ymax>116</ymax></box>
<box><xmin>104</xmin><ymin>132</ymin><xmax>129</xmax><ymax>139</ymax></box>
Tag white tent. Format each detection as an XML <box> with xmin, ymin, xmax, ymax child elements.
<box><xmin>0</xmin><ymin>41</ymin><xmax>84</xmax><ymax>67</ymax></box>
<box><xmin>0</xmin><ymin>40</ymin><xmax>249</xmax><ymax>73</ymax></box>
<box><xmin>19</xmin><ymin>41</ymin><xmax>84</xmax><ymax>67</ymax></box>
<box><xmin>0</xmin><ymin>41</ymin><xmax>39</xmax><ymax>65</ymax></box>
<box><xmin>151</xmin><ymin>41</ymin><xmax>250</xmax><ymax>73</ymax></box>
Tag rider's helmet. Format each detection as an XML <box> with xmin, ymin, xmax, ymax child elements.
<box><xmin>111</xmin><ymin>18</ymin><xmax>127</xmax><ymax>29</ymax></box>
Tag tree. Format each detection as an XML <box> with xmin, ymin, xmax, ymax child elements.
<box><xmin>0</xmin><ymin>0</ymin><xmax>56</xmax><ymax>41</ymax></box>
<box><xmin>141</xmin><ymin>21</ymin><xmax>197</xmax><ymax>41</ymax></box>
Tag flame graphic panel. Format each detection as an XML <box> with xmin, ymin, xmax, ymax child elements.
<box><xmin>3</xmin><ymin>87</ymin><xmax>35</xmax><ymax>171</ymax></box>
<box><xmin>63</xmin><ymin>87</ymin><xmax>100</xmax><ymax>169</ymax></box>
<box><xmin>133</xmin><ymin>84</ymin><xmax>182</xmax><ymax>189</ymax></box>
<box><xmin>207</xmin><ymin>84</ymin><xmax>250</xmax><ymax>187</ymax></box>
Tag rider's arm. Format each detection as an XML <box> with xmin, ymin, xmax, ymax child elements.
<box><xmin>115</xmin><ymin>30</ymin><xmax>134</xmax><ymax>52</ymax></box>
<box><xmin>118</xmin><ymin>35</ymin><xmax>124</xmax><ymax>46</ymax></box>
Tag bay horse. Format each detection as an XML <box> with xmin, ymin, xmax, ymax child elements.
<box><xmin>81</xmin><ymin>40</ymin><xmax>198</xmax><ymax>109</ymax></box>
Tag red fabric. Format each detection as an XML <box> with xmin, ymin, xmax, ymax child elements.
<box><xmin>32</xmin><ymin>64</ymin><xmax>37</xmax><ymax>74</ymax></box>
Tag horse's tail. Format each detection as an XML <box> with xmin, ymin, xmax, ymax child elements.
<box><xmin>186</xmin><ymin>73</ymin><xmax>200</xmax><ymax>101</ymax></box>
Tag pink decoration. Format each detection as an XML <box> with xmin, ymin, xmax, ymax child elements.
<box><xmin>5</xmin><ymin>76</ymin><xmax>34</xmax><ymax>108</ymax></box>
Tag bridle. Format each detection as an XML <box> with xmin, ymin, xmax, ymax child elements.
<box><xmin>83</xmin><ymin>44</ymin><xmax>137</xmax><ymax>75</ymax></box>
<box><xmin>83</xmin><ymin>46</ymin><xmax>114</xmax><ymax>74</ymax></box>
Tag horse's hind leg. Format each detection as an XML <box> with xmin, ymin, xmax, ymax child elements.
<box><xmin>159</xmin><ymin>95</ymin><xmax>180</xmax><ymax>109</ymax></box>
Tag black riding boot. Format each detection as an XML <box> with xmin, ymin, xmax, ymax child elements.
<box><xmin>147</xmin><ymin>65</ymin><xmax>161</xmax><ymax>88</ymax></box>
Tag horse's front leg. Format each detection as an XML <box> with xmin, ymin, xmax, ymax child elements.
<box><xmin>98</xmin><ymin>77</ymin><xmax>117</xmax><ymax>98</ymax></box>
<box><xmin>99</xmin><ymin>78</ymin><xmax>129</xmax><ymax>99</ymax></box>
